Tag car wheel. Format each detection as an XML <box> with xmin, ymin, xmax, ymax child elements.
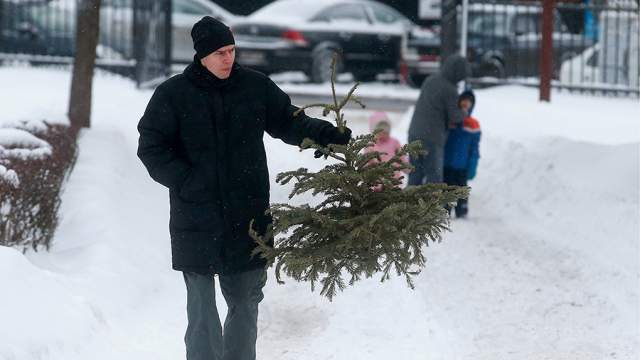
<box><xmin>408</xmin><ymin>73</ymin><xmax>427</xmax><ymax>88</ymax></box>
<box><xmin>481</xmin><ymin>58</ymin><xmax>506</xmax><ymax>79</ymax></box>
<box><xmin>310</xmin><ymin>47</ymin><xmax>341</xmax><ymax>83</ymax></box>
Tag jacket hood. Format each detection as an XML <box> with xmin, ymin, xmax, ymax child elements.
<box><xmin>441</xmin><ymin>54</ymin><xmax>471</xmax><ymax>84</ymax></box>
<box><xmin>459</xmin><ymin>89</ymin><xmax>476</xmax><ymax>115</ymax></box>
<box><xmin>368</xmin><ymin>111</ymin><xmax>391</xmax><ymax>132</ymax></box>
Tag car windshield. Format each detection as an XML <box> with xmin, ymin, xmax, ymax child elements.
<box><xmin>250</xmin><ymin>0</ymin><xmax>330</xmax><ymax>22</ymax></box>
<box><xmin>368</xmin><ymin>2</ymin><xmax>412</xmax><ymax>27</ymax></box>
<box><xmin>468</xmin><ymin>12</ymin><xmax>509</xmax><ymax>37</ymax></box>
<box><xmin>26</xmin><ymin>3</ymin><xmax>75</xmax><ymax>34</ymax></box>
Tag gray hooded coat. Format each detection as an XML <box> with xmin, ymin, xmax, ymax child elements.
<box><xmin>408</xmin><ymin>54</ymin><xmax>471</xmax><ymax>146</ymax></box>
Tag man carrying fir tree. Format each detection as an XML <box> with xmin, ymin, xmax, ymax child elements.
<box><xmin>136</xmin><ymin>16</ymin><xmax>350</xmax><ymax>360</ymax></box>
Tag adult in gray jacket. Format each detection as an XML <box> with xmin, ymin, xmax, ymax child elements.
<box><xmin>408</xmin><ymin>54</ymin><xmax>471</xmax><ymax>185</ymax></box>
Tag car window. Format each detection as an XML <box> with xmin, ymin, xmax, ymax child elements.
<box><xmin>468</xmin><ymin>13</ymin><xmax>508</xmax><ymax>37</ymax></box>
<box><xmin>553</xmin><ymin>13</ymin><xmax>568</xmax><ymax>32</ymax></box>
<box><xmin>173</xmin><ymin>0</ymin><xmax>209</xmax><ymax>16</ymax></box>
<box><xmin>513</xmin><ymin>14</ymin><xmax>539</xmax><ymax>35</ymax></box>
<box><xmin>368</xmin><ymin>2</ymin><xmax>406</xmax><ymax>25</ymax></box>
<box><xmin>313</xmin><ymin>4</ymin><xmax>369</xmax><ymax>24</ymax></box>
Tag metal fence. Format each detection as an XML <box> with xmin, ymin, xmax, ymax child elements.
<box><xmin>463</xmin><ymin>0</ymin><xmax>639</xmax><ymax>96</ymax></box>
<box><xmin>132</xmin><ymin>0</ymin><xmax>172</xmax><ymax>87</ymax></box>
<box><xmin>0</xmin><ymin>0</ymin><xmax>172</xmax><ymax>86</ymax></box>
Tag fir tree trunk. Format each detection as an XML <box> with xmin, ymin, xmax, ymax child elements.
<box><xmin>68</xmin><ymin>0</ymin><xmax>101</xmax><ymax>129</ymax></box>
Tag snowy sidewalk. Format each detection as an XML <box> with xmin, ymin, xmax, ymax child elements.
<box><xmin>0</xmin><ymin>67</ymin><xmax>638</xmax><ymax>359</ymax></box>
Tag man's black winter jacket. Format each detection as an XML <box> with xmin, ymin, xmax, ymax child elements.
<box><xmin>137</xmin><ymin>61</ymin><xmax>335</xmax><ymax>275</ymax></box>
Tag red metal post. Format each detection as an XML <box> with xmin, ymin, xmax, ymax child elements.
<box><xmin>539</xmin><ymin>0</ymin><xmax>555</xmax><ymax>102</ymax></box>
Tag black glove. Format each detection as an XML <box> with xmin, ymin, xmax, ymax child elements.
<box><xmin>329</xmin><ymin>126</ymin><xmax>352</xmax><ymax>145</ymax></box>
<box><xmin>314</xmin><ymin>127</ymin><xmax>352</xmax><ymax>158</ymax></box>
<box><xmin>318</xmin><ymin>126</ymin><xmax>351</xmax><ymax>146</ymax></box>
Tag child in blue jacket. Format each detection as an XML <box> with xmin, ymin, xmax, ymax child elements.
<box><xmin>444</xmin><ymin>90</ymin><xmax>481</xmax><ymax>218</ymax></box>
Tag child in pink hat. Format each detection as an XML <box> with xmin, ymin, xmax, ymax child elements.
<box><xmin>364</xmin><ymin>111</ymin><xmax>409</xmax><ymax>189</ymax></box>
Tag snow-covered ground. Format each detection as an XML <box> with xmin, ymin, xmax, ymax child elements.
<box><xmin>0</xmin><ymin>66</ymin><xmax>638</xmax><ymax>360</ymax></box>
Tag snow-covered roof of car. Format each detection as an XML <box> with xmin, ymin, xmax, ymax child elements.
<box><xmin>242</xmin><ymin>0</ymin><xmax>404</xmax><ymax>35</ymax></box>
<box><xmin>250</xmin><ymin>0</ymin><xmax>359</xmax><ymax>22</ymax></box>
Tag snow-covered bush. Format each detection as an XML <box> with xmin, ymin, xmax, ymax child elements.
<box><xmin>0</xmin><ymin>122</ymin><xmax>77</xmax><ymax>251</ymax></box>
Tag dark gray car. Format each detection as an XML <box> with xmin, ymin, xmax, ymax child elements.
<box><xmin>465</xmin><ymin>3</ymin><xmax>593</xmax><ymax>78</ymax></box>
<box><xmin>232</xmin><ymin>0</ymin><xmax>405</xmax><ymax>83</ymax></box>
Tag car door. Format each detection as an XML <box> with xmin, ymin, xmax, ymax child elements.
<box><xmin>366</xmin><ymin>2</ymin><xmax>438</xmax><ymax>62</ymax></box>
<box><xmin>312</xmin><ymin>3</ymin><xmax>376</xmax><ymax>63</ymax></box>
<box><xmin>0</xmin><ymin>2</ymin><xmax>46</xmax><ymax>55</ymax></box>
<box><xmin>23</xmin><ymin>3</ymin><xmax>75</xmax><ymax>57</ymax></box>
<box><xmin>510</xmin><ymin>13</ymin><xmax>540</xmax><ymax>76</ymax></box>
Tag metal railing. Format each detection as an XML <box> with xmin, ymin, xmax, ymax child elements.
<box><xmin>462</xmin><ymin>0</ymin><xmax>639</xmax><ymax>96</ymax></box>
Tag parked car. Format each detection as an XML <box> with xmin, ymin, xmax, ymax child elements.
<box><xmin>465</xmin><ymin>3</ymin><xmax>593</xmax><ymax>79</ymax></box>
<box><xmin>0</xmin><ymin>0</ymin><xmax>120</xmax><ymax>59</ymax></box>
<box><xmin>0</xmin><ymin>0</ymin><xmax>75</xmax><ymax>57</ymax></box>
<box><xmin>232</xmin><ymin>0</ymin><xmax>408</xmax><ymax>83</ymax></box>
<box><xmin>100</xmin><ymin>0</ymin><xmax>240</xmax><ymax>62</ymax></box>
<box><xmin>560</xmin><ymin>44</ymin><xmax>640</xmax><ymax>90</ymax></box>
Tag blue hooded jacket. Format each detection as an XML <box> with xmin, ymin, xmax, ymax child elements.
<box><xmin>444</xmin><ymin>90</ymin><xmax>481</xmax><ymax>179</ymax></box>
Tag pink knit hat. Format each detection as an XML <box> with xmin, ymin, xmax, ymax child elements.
<box><xmin>368</xmin><ymin>111</ymin><xmax>390</xmax><ymax>132</ymax></box>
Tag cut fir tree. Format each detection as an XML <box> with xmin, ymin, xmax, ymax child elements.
<box><xmin>250</xmin><ymin>55</ymin><xmax>468</xmax><ymax>301</ymax></box>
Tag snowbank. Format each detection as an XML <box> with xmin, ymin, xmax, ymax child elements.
<box><xmin>0</xmin><ymin>246</ymin><xmax>99</xmax><ymax>360</ymax></box>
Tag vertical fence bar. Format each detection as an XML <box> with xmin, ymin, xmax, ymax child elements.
<box><xmin>609</xmin><ymin>7</ymin><xmax>616</xmax><ymax>85</ymax></box>
<box><xmin>133</xmin><ymin>0</ymin><xmax>140</xmax><ymax>87</ymax></box>
<box><xmin>567</xmin><ymin>3</ymin><xmax>574</xmax><ymax>90</ymax></box>
<box><xmin>592</xmin><ymin>3</ymin><xmax>599</xmax><ymax>91</ymax></box>
<box><xmin>602</xmin><ymin>6</ymin><xmax>609</xmax><ymax>84</ymax></box>
<box><xmin>460</xmin><ymin>0</ymin><xmax>469</xmax><ymax>58</ymax></box>
<box><xmin>540</xmin><ymin>0</ymin><xmax>554</xmax><ymax>102</ymax></box>
<box><xmin>164</xmin><ymin>0</ymin><xmax>172</xmax><ymax>77</ymax></box>
<box><xmin>491</xmin><ymin>1</ymin><xmax>496</xmax><ymax>77</ymax></box>
<box><xmin>581</xmin><ymin>2</ymin><xmax>589</xmax><ymax>92</ymax></box>
<box><xmin>440</xmin><ymin>0</ymin><xmax>458</xmax><ymax>62</ymax></box>
<box><xmin>502</xmin><ymin>2</ymin><xmax>509</xmax><ymax>78</ymax></box>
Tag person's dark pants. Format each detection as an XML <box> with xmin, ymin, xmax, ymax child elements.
<box><xmin>443</xmin><ymin>167</ymin><xmax>468</xmax><ymax>218</ymax></box>
<box><xmin>183</xmin><ymin>268</ymin><xmax>267</xmax><ymax>360</ymax></box>
<box><xmin>408</xmin><ymin>140</ymin><xmax>444</xmax><ymax>185</ymax></box>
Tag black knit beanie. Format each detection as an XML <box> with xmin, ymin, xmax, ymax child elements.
<box><xmin>191</xmin><ymin>16</ymin><xmax>235</xmax><ymax>60</ymax></box>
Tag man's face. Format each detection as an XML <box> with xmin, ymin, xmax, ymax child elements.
<box><xmin>200</xmin><ymin>44</ymin><xmax>235</xmax><ymax>79</ymax></box>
